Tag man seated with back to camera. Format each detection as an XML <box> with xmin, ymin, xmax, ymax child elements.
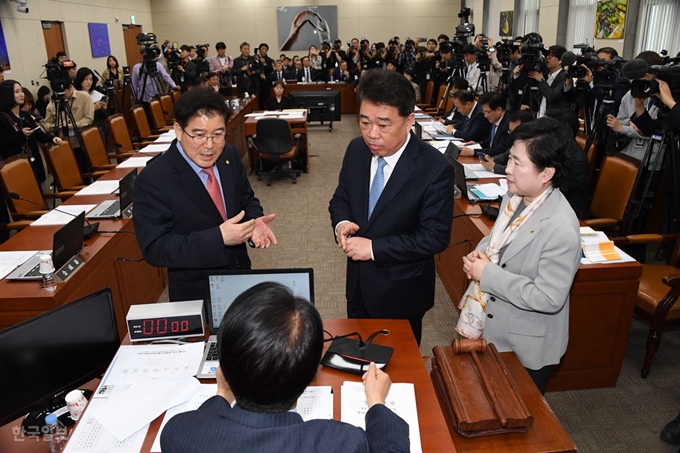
<box><xmin>446</xmin><ymin>89</ymin><xmax>492</xmax><ymax>143</ymax></box>
<box><xmin>160</xmin><ymin>282</ymin><xmax>410</xmax><ymax>453</ymax></box>
<box><xmin>459</xmin><ymin>92</ymin><xmax>511</xmax><ymax>158</ymax></box>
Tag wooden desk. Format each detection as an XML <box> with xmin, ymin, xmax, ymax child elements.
<box><xmin>428</xmin><ymin>352</ymin><xmax>577</xmax><ymax>453</ymax></box>
<box><xmin>1</xmin><ymin>319</ymin><xmax>455</xmax><ymax>453</ymax></box>
<box><xmin>243</xmin><ymin>112</ymin><xmax>309</xmax><ymax>174</ymax></box>
<box><xmin>282</xmin><ymin>82</ymin><xmax>357</xmax><ymax>114</ymax></box>
<box><xmin>435</xmin><ymin>162</ymin><xmax>643</xmax><ymax>391</ymax></box>
<box><xmin>0</xmin><ymin>165</ymin><xmax>167</xmax><ymax>338</ymax></box>
<box><xmin>225</xmin><ymin>97</ymin><xmax>257</xmax><ymax>162</ymax></box>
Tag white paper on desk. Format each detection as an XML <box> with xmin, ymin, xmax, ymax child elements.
<box><xmin>244</xmin><ymin>113</ymin><xmax>266</xmax><ymax>118</ymax></box>
<box><xmin>474</xmin><ymin>183</ymin><xmax>507</xmax><ymax>198</ymax></box>
<box><xmin>116</xmin><ymin>156</ymin><xmax>154</xmax><ymax>168</ymax></box>
<box><xmin>63</xmin><ymin>399</ymin><xmax>149</xmax><ymax>453</ymax></box>
<box><xmin>341</xmin><ymin>381</ymin><xmax>422</xmax><ymax>453</ymax></box>
<box><xmin>138</xmin><ymin>143</ymin><xmax>171</xmax><ymax>153</ymax></box>
<box><xmin>0</xmin><ymin>250</ymin><xmax>39</xmax><ymax>280</ymax></box>
<box><xmin>154</xmin><ymin>132</ymin><xmax>175</xmax><ymax>143</ymax></box>
<box><xmin>100</xmin><ymin>342</ymin><xmax>205</xmax><ymax>386</ymax></box>
<box><xmin>30</xmin><ymin>205</ymin><xmax>97</xmax><ymax>226</ymax></box>
<box><xmin>90</xmin><ymin>377</ymin><xmax>201</xmax><ymax>441</ymax></box>
<box><xmin>75</xmin><ymin>180</ymin><xmax>120</xmax><ymax>196</ymax></box>
<box><xmin>468</xmin><ymin>143</ymin><xmax>483</xmax><ymax>150</ymax></box>
<box><xmin>463</xmin><ymin>163</ymin><xmax>503</xmax><ymax>179</ymax></box>
<box><xmin>294</xmin><ymin>386</ymin><xmax>333</xmax><ymax>421</ymax></box>
<box><xmin>150</xmin><ymin>384</ymin><xmax>218</xmax><ymax>452</ymax></box>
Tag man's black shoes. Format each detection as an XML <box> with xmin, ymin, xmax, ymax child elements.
<box><xmin>661</xmin><ymin>413</ymin><xmax>680</xmax><ymax>444</ymax></box>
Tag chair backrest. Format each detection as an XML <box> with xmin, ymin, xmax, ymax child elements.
<box><xmin>171</xmin><ymin>89</ymin><xmax>181</xmax><ymax>103</ymax></box>
<box><xmin>0</xmin><ymin>155</ymin><xmax>46</xmax><ymax>214</ymax></box>
<box><xmin>435</xmin><ymin>85</ymin><xmax>448</xmax><ymax>105</ymax></box>
<box><xmin>160</xmin><ymin>95</ymin><xmax>175</xmax><ymax>121</ymax></box>
<box><xmin>81</xmin><ymin>127</ymin><xmax>111</xmax><ymax>167</ymax></box>
<box><xmin>132</xmin><ymin>106</ymin><xmax>153</xmax><ymax>138</ymax></box>
<box><xmin>423</xmin><ymin>82</ymin><xmax>435</xmax><ymax>105</ymax></box>
<box><xmin>576</xmin><ymin>131</ymin><xmax>598</xmax><ymax>179</ymax></box>
<box><xmin>108</xmin><ymin>114</ymin><xmax>134</xmax><ymax>150</ymax></box>
<box><xmin>44</xmin><ymin>142</ymin><xmax>85</xmax><ymax>190</ymax></box>
<box><xmin>590</xmin><ymin>153</ymin><xmax>639</xmax><ymax>222</ymax></box>
<box><xmin>149</xmin><ymin>100</ymin><xmax>167</xmax><ymax>130</ymax></box>
<box><xmin>256</xmin><ymin>119</ymin><xmax>293</xmax><ymax>156</ymax></box>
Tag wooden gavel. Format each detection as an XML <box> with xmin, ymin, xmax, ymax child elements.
<box><xmin>452</xmin><ymin>338</ymin><xmax>507</xmax><ymax>427</ymax></box>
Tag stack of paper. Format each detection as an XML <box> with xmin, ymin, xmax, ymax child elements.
<box><xmin>116</xmin><ymin>157</ymin><xmax>154</xmax><ymax>168</ymax></box>
<box><xmin>75</xmin><ymin>180</ymin><xmax>120</xmax><ymax>196</ymax></box>
<box><xmin>580</xmin><ymin>227</ymin><xmax>622</xmax><ymax>262</ymax></box>
<box><xmin>137</xmin><ymin>143</ymin><xmax>170</xmax><ymax>154</ymax></box>
<box><xmin>341</xmin><ymin>381</ymin><xmax>422</xmax><ymax>453</ymax></box>
<box><xmin>31</xmin><ymin>205</ymin><xmax>97</xmax><ymax>226</ymax></box>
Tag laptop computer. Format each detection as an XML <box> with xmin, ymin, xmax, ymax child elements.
<box><xmin>413</xmin><ymin>122</ymin><xmax>422</xmax><ymax>140</ymax></box>
<box><xmin>87</xmin><ymin>169</ymin><xmax>137</xmax><ymax>219</ymax></box>
<box><xmin>6</xmin><ymin>212</ymin><xmax>85</xmax><ymax>281</ymax></box>
<box><xmin>443</xmin><ymin>142</ymin><xmax>476</xmax><ymax>179</ymax></box>
<box><xmin>449</xmin><ymin>158</ymin><xmax>499</xmax><ymax>203</ymax></box>
<box><xmin>196</xmin><ymin>268</ymin><xmax>315</xmax><ymax>379</ymax></box>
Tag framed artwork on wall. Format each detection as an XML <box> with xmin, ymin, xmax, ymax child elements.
<box><xmin>500</xmin><ymin>11</ymin><xmax>513</xmax><ymax>37</ymax></box>
<box><xmin>88</xmin><ymin>23</ymin><xmax>111</xmax><ymax>58</ymax></box>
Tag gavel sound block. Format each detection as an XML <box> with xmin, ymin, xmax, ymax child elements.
<box><xmin>431</xmin><ymin>339</ymin><xmax>534</xmax><ymax>437</ymax></box>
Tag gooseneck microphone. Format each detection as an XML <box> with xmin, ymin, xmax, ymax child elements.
<box><xmin>9</xmin><ymin>192</ymin><xmax>100</xmax><ymax>239</ymax></box>
<box><xmin>621</xmin><ymin>59</ymin><xmax>650</xmax><ymax>80</ymax></box>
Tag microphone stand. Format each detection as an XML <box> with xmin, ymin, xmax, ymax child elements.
<box><xmin>9</xmin><ymin>193</ymin><xmax>99</xmax><ymax>239</ymax></box>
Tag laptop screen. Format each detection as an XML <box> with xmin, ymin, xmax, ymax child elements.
<box><xmin>206</xmin><ymin>268</ymin><xmax>314</xmax><ymax>333</ymax></box>
<box><xmin>52</xmin><ymin>212</ymin><xmax>85</xmax><ymax>270</ymax></box>
<box><xmin>119</xmin><ymin>169</ymin><xmax>137</xmax><ymax>210</ymax></box>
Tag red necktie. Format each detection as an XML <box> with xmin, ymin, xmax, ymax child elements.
<box><xmin>202</xmin><ymin>166</ymin><xmax>227</xmax><ymax>221</ymax></box>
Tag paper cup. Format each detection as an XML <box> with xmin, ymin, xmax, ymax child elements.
<box><xmin>65</xmin><ymin>390</ymin><xmax>87</xmax><ymax>421</ymax></box>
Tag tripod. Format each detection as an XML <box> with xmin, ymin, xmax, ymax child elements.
<box><xmin>474</xmin><ymin>69</ymin><xmax>489</xmax><ymax>96</ymax></box>
<box><xmin>582</xmin><ymin>93</ymin><xmax>618</xmax><ymax>190</ymax></box>
<box><xmin>50</xmin><ymin>88</ymin><xmax>90</xmax><ymax>175</ymax></box>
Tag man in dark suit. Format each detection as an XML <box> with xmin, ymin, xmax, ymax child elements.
<box><xmin>268</xmin><ymin>61</ymin><xmax>286</xmax><ymax>85</ymax></box>
<box><xmin>160</xmin><ymin>282</ymin><xmax>409</xmax><ymax>453</ymax></box>
<box><xmin>133</xmin><ymin>89</ymin><xmax>276</xmax><ymax>307</ymax></box>
<box><xmin>286</xmin><ymin>59</ymin><xmax>304</xmax><ymax>82</ymax></box>
<box><xmin>447</xmin><ymin>89</ymin><xmax>492</xmax><ymax>143</ymax></box>
<box><xmin>331</xmin><ymin>60</ymin><xmax>353</xmax><ymax>82</ymax></box>
<box><xmin>460</xmin><ymin>92</ymin><xmax>511</xmax><ymax>157</ymax></box>
<box><xmin>301</xmin><ymin>56</ymin><xmax>318</xmax><ymax>82</ymax></box>
<box><xmin>329</xmin><ymin>69</ymin><xmax>455</xmax><ymax>344</ymax></box>
<box><xmin>524</xmin><ymin>45</ymin><xmax>572</xmax><ymax>117</ymax></box>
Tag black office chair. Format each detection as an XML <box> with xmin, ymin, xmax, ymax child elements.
<box><xmin>254</xmin><ymin>118</ymin><xmax>301</xmax><ymax>186</ymax></box>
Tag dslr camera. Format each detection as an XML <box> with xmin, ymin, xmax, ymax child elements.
<box><xmin>44</xmin><ymin>59</ymin><xmax>75</xmax><ymax>96</ymax></box>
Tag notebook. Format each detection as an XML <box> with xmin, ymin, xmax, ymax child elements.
<box><xmin>87</xmin><ymin>169</ymin><xmax>137</xmax><ymax>219</ymax></box>
<box><xmin>6</xmin><ymin>212</ymin><xmax>85</xmax><ymax>281</ymax></box>
<box><xmin>196</xmin><ymin>268</ymin><xmax>315</xmax><ymax>379</ymax></box>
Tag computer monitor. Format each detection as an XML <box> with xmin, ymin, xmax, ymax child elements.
<box><xmin>0</xmin><ymin>288</ymin><xmax>120</xmax><ymax>430</ymax></box>
<box><xmin>290</xmin><ymin>91</ymin><xmax>342</xmax><ymax>122</ymax></box>
<box><xmin>206</xmin><ymin>268</ymin><xmax>315</xmax><ymax>334</ymax></box>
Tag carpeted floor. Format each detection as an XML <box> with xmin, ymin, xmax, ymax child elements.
<box><xmin>164</xmin><ymin>115</ymin><xmax>680</xmax><ymax>452</ymax></box>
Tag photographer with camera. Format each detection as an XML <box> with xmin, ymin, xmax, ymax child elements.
<box><xmin>346</xmin><ymin>38</ymin><xmax>360</xmax><ymax>72</ymax></box>
<box><xmin>194</xmin><ymin>45</ymin><xmax>211</xmax><ymax>78</ymax></box>
<box><xmin>657</xmin><ymin>79</ymin><xmax>680</xmax><ymax>128</ymax></box>
<box><xmin>208</xmin><ymin>42</ymin><xmax>234</xmax><ymax>95</ymax></box>
<box><xmin>173</xmin><ymin>45</ymin><xmax>199</xmax><ymax>91</ymax></box>
<box><xmin>416</xmin><ymin>39</ymin><xmax>438</xmax><ymax>103</ymax></box>
<box><xmin>256</xmin><ymin>43</ymin><xmax>275</xmax><ymax>109</ymax></box>
<box><xmin>523</xmin><ymin>45</ymin><xmax>571</xmax><ymax>117</ymax></box>
<box><xmin>131</xmin><ymin>47</ymin><xmax>178</xmax><ymax>103</ymax></box>
<box><xmin>232</xmin><ymin>42</ymin><xmax>262</xmax><ymax>99</ymax></box>
<box><xmin>325</xmin><ymin>39</ymin><xmax>347</xmax><ymax>72</ymax></box>
<box><xmin>433</xmin><ymin>45</ymin><xmax>453</xmax><ymax>100</ymax></box>
<box><xmin>397</xmin><ymin>38</ymin><xmax>417</xmax><ymax>73</ymax></box>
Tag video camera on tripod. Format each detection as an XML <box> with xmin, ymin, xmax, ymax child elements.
<box><xmin>519</xmin><ymin>33</ymin><xmax>548</xmax><ymax>73</ymax></box>
<box><xmin>44</xmin><ymin>59</ymin><xmax>76</xmax><ymax>98</ymax></box>
<box><xmin>137</xmin><ymin>32</ymin><xmax>160</xmax><ymax>77</ymax></box>
<box><xmin>195</xmin><ymin>44</ymin><xmax>210</xmax><ymax>75</ymax></box>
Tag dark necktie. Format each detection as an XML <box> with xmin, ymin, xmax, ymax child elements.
<box><xmin>278</xmin><ymin>72</ymin><xmax>282</xmax><ymax>80</ymax></box>
<box><xmin>306</xmin><ymin>68</ymin><xmax>311</xmax><ymax>82</ymax></box>
<box><xmin>490</xmin><ymin>124</ymin><xmax>497</xmax><ymax>145</ymax></box>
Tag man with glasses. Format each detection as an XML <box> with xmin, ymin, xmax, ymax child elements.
<box><xmin>524</xmin><ymin>45</ymin><xmax>571</xmax><ymax>117</ymax></box>
<box><xmin>133</xmin><ymin>88</ymin><xmax>277</xmax><ymax>306</ymax></box>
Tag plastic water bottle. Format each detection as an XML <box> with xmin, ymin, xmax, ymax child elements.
<box><xmin>39</xmin><ymin>254</ymin><xmax>57</xmax><ymax>294</ymax></box>
<box><xmin>44</xmin><ymin>413</ymin><xmax>68</xmax><ymax>453</ymax></box>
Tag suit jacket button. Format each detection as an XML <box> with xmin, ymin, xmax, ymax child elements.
<box><xmin>487</xmin><ymin>313</ymin><xmax>493</xmax><ymax>319</ymax></box>
<box><xmin>490</xmin><ymin>296</ymin><xmax>496</xmax><ymax>302</ymax></box>
<box><xmin>501</xmin><ymin>263</ymin><xmax>506</xmax><ymax>268</ymax></box>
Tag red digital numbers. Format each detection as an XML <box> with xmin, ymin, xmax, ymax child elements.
<box><xmin>141</xmin><ymin>317</ymin><xmax>192</xmax><ymax>336</ymax></box>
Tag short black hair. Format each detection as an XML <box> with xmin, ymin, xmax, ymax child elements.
<box><xmin>74</xmin><ymin>67</ymin><xmax>96</xmax><ymax>91</ymax></box>
<box><xmin>37</xmin><ymin>85</ymin><xmax>51</xmax><ymax>99</ymax></box>
<box><xmin>508</xmin><ymin>110</ymin><xmax>534</xmax><ymax>124</ymax></box>
<box><xmin>215</xmin><ymin>42</ymin><xmax>226</xmax><ymax>50</ymax></box>
<box><xmin>450</xmin><ymin>77</ymin><xmax>469</xmax><ymax>90</ymax></box>
<box><xmin>545</xmin><ymin>108</ymin><xmax>580</xmax><ymax>138</ymax></box>
<box><xmin>173</xmin><ymin>87</ymin><xmax>231</xmax><ymax>128</ymax></box>
<box><xmin>240</xmin><ymin>42</ymin><xmax>250</xmax><ymax>50</ymax></box>
<box><xmin>438</xmin><ymin>34</ymin><xmax>450</xmax><ymax>42</ymax></box>
<box><xmin>463</xmin><ymin>45</ymin><xmax>476</xmax><ymax>55</ymax></box>
<box><xmin>597</xmin><ymin>47</ymin><xmax>618</xmax><ymax>58</ymax></box>
<box><xmin>635</xmin><ymin>51</ymin><xmax>662</xmax><ymax>66</ymax></box>
<box><xmin>548</xmin><ymin>45</ymin><xmax>567</xmax><ymax>61</ymax></box>
<box><xmin>206</xmin><ymin>72</ymin><xmax>219</xmax><ymax>79</ymax></box>
<box><xmin>0</xmin><ymin>80</ymin><xmax>21</xmax><ymax>111</ymax></box>
<box><xmin>259</xmin><ymin>43</ymin><xmax>269</xmax><ymax>51</ymax></box>
<box><xmin>439</xmin><ymin>44</ymin><xmax>452</xmax><ymax>55</ymax></box>
<box><xmin>56</xmin><ymin>51</ymin><xmax>67</xmax><ymax>59</ymax></box>
<box><xmin>218</xmin><ymin>282</ymin><xmax>323</xmax><ymax>413</ymax></box>
<box><xmin>179</xmin><ymin>44</ymin><xmax>192</xmax><ymax>52</ymax></box>
<box><xmin>453</xmin><ymin>89</ymin><xmax>475</xmax><ymax>104</ymax></box>
<box><xmin>358</xmin><ymin>68</ymin><xmax>415</xmax><ymax>118</ymax></box>
<box><xmin>479</xmin><ymin>92</ymin><xmax>505</xmax><ymax>111</ymax></box>
<box><xmin>509</xmin><ymin>117</ymin><xmax>572</xmax><ymax>188</ymax></box>
<box><xmin>427</xmin><ymin>38</ymin><xmax>437</xmax><ymax>45</ymax></box>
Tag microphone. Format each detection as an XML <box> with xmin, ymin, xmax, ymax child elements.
<box><xmin>622</xmin><ymin>59</ymin><xmax>649</xmax><ymax>80</ymax></box>
<box><xmin>9</xmin><ymin>193</ymin><xmax>100</xmax><ymax>239</ymax></box>
<box><xmin>560</xmin><ymin>51</ymin><xmax>578</xmax><ymax>68</ymax></box>
<box><xmin>93</xmin><ymin>69</ymin><xmax>105</xmax><ymax>84</ymax></box>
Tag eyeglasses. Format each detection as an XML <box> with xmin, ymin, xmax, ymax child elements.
<box><xmin>181</xmin><ymin>127</ymin><xmax>226</xmax><ymax>145</ymax></box>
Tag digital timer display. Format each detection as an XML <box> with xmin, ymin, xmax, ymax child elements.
<box><xmin>127</xmin><ymin>314</ymin><xmax>204</xmax><ymax>341</ymax></box>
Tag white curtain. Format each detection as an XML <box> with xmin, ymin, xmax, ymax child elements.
<box><xmin>635</xmin><ymin>0</ymin><xmax>680</xmax><ymax>57</ymax></box>
<box><xmin>517</xmin><ymin>0</ymin><xmax>541</xmax><ymax>36</ymax></box>
<box><xmin>566</xmin><ymin>0</ymin><xmax>597</xmax><ymax>48</ymax></box>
